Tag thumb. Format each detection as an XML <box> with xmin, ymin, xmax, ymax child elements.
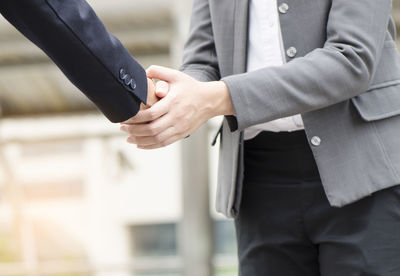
<box><xmin>155</xmin><ymin>80</ymin><xmax>169</xmax><ymax>98</ymax></box>
<box><xmin>146</xmin><ymin>65</ymin><xmax>178</xmax><ymax>83</ymax></box>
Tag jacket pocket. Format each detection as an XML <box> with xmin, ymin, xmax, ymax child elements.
<box><xmin>351</xmin><ymin>39</ymin><xmax>400</xmax><ymax>122</ymax></box>
<box><xmin>368</xmin><ymin>39</ymin><xmax>400</xmax><ymax>88</ymax></box>
<box><xmin>352</xmin><ymin>81</ymin><xmax>400</xmax><ymax>121</ymax></box>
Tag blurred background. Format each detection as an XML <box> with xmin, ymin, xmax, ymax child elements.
<box><xmin>1</xmin><ymin>1</ymin><xmax>400</xmax><ymax>276</ymax></box>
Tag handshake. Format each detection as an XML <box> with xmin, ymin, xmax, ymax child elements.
<box><xmin>0</xmin><ymin>0</ymin><xmax>231</xmax><ymax>149</ymax></box>
<box><xmin>119</xmin><ymin>65</ymin><xmax>235</xmax><ymax>150</ymax></box>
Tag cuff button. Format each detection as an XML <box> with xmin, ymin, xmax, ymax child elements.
<box><xmin>124</xmin><ymin>75</ymin><xmax>132</xmax><ymax>85</ymax></box>
<box><xmin>119</xmin><ymin>68</ymin><xmax>126</xmax><ymax>79</ymax></box>
<box><xmin>130</xmin><ymin>80</ymin><xmax>137</xmax><ymax>90</ymax></box>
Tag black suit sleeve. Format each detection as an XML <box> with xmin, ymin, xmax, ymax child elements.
<box><xmin>0</xmin><ymin>0</ymin><xmax>148</xmax><ymax>123</ymax></box>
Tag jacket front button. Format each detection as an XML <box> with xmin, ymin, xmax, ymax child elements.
<box><xmin>311</xmin><ymin>136</ymin><xmax>322</xmax><ymax>147</ymax></box>
<box><xmin>278</xmin><ymin>3</ymin><xmax>289</xmax><ymax>14</ymax></box>
<box><xmin>286</xmin><ymin>47</ymin><xmax>297</xmax><ymax>58</ymax></box>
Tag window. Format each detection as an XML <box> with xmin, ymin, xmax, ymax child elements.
<box><xmin>131</xmin><ymin>223</ymin><xmax>178</xmax><ymax>257</ymax></box>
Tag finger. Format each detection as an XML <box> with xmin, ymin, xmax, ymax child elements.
<box><xmin>139</xmin><ymin>103</ymin><xmax>148</xmax><ymax>110</ymax></box>
<box><xmin>122</xmin><ymin>97</ymin><xmax>170</xmax><ymax>124</ymax></box>
<box><xmin>146</xmin><ymin>78</ymin><xmax>158</xmax><ymax>106</ymax></box>
<box><xmin>146</xmin><ymin>65</ymin><xmax>179</xmax><ymax>83</ymax></box>
<box><xmin>120</xmin><ymin>113</ymin><xmax>172</xmax><ymax>137</ymax></box>
<box><xmin>155</xmin><ymin>80</ymin><xmax>169</xmax><ymax>98</ymax></box>
<box><xmin>126</xmin><ymin>126</ymin><xmax>176</xmax><ymax>146</ymax></box>
<box><xmin>120</xmin><ymin>122</ymin><xmax>152</xmax><ymax>137</ymax></box>
<box><xmin>136</xmin><ymin>134</ymin><xmax>183</xmax><ymax>150</ymax></box>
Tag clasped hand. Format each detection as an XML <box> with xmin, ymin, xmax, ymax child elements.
<box><xmin>120</xmin><ymin>65</ymin><xmax>234</xmax><ymax>149</ymax></box>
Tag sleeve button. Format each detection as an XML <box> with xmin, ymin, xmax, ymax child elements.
<box><xmin>119</xmin><ymin>68</ymin><xmax>126</xmax><ymax>80</ymax></box>
<box><xmin>130</xmin><ymin>80</ymin><xmax>137</xmax><ymax>90</ymax></box>
<box><xmin>124</xmin><ymin>75</ymin><xmax>132</xmax><ymax>85</ymax></box>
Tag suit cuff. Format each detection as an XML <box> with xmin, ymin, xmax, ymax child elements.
<box><xmin>222</xmin><ymin>73</ymin><xmax>276</xmax><ymax>132</ymax></box>
<box><xmin>221</xmin><ymin>74</ymin><xmax>251</xmax><ymax>132</ymax></box>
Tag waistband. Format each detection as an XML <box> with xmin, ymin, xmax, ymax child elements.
<box><xmin>244</xmin><ymin>130</ymin><xmax>311</xmax><ymax>150</ymax></box>
<box><xmin>243</xmin><ymin>130</ymin><xmax>321</xmax><ymax>182</ymax></box>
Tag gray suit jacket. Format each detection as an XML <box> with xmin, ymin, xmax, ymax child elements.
<box><xmin>181</xmin><ymin>0</ymin><xmax>400</xmax><ymax>218</ymax></box>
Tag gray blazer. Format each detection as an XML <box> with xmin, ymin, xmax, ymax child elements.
<box><xmin>181</xmin><ymin>0</ymin><xmax>400</xmax><ymax>218</ymax></box>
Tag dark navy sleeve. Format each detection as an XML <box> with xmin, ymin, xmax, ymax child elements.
<box><xmin>0</xmin><ymin>0</ymin><xmax>148</xmax><ymax>122</ymax></box>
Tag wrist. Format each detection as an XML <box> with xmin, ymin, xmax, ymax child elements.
<box><xmin>202</xmin><ymin>81</ymin><xmax>235</xmax><ymax>118</ymax></box>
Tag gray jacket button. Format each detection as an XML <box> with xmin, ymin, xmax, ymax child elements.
<box><xmin>286</xmin><ymin>47</ymin><xmax>297</xmax><ymax>58</ymax></box>
<box><xmin>311</xmin><ymin>136</ymin><xmax>322</xmax><ymax>147</ymax></box>
<box><xmin>278</xmin><ymin>3</ymin><xmax>289</xmax><ymax>14</ymax></box>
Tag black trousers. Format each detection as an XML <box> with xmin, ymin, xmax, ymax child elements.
<box><xmin>235</xmin><ymin>130</ymin><xmax>400</xmax><ymax>276</ymax></box>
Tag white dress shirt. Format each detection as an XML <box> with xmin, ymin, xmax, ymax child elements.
<box><xmin>244</xmin><ymin>0</ymin><xmax>304</xmax><ymax>140</ymax></box>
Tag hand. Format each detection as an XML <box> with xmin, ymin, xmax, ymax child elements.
<box><xmin>141</xmin><ymin>78</ymin><xmax>157</xmax><ymax>109</ymax></box>
<box><xmin>120</xmin><ymin>65</ymin><xmax>234</xmax><ymax>149</ymax></box>
<box><xmin>140</xmin><ymin>78</ymin><xmax>169</xmax><ymax>110</ymax></box>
